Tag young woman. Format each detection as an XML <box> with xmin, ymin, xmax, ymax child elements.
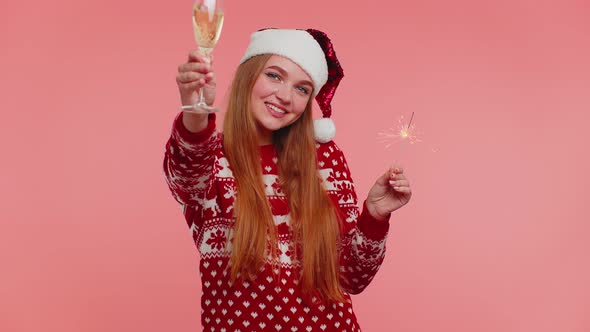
<box><xmin>164</xmin><ymin>28</ymin><xmax>412</xmax><ymax>332</ymax></box>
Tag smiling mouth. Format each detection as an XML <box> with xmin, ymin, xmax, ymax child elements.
<box><xmin>265</xmin><ymin>102</ymin><xmax>287</xmax><ymax>114</ymax></box>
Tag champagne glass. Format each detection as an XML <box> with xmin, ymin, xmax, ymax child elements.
<box><xmin>181</xmin><ymin>0</ymin><xmax>224</xmax><ymax>113</ymax></box>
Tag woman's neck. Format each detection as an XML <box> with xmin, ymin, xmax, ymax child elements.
<box><xmin>256</xmin><ymin>125</ymin><xmax>273</xmax><ymax>146</ymax></box>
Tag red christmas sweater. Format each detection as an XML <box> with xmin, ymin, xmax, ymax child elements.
<box><xmin>163</xmin><ymin>113</ymin><xmax>391</xmax><ymax>332</ymax></box>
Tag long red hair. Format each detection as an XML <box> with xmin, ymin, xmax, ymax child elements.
<box><xmin>222</xmin><ymin>54</ymin><xmax>346</xmax><ymax>304</ymax></box>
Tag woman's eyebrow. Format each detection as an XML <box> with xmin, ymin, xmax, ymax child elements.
<box><xmin>267</xmin><ymin>65</ymin><xmax>313</xmax><ymax>87</ymax></box>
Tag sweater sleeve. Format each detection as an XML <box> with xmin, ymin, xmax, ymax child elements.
<box><xmin>163</xmin><ymin>112</ymin><xmax>220</xmax><ymax>208</ymax></box>
<box><xmin>322</xmin><ymin>142</ymin><xmax>391</xmax><ymax>295</ymax></box>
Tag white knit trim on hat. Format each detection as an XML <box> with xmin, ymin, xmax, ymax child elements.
<box><xmin>240</xmin><ymin>29</ymin><xmax>328</xmax><ymax>96</ymax></box>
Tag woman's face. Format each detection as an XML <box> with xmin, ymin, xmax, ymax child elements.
<box><xmin>250</xmin><ymin>55</ymin><xmax>314</xmax><ymax>144</ymax></box>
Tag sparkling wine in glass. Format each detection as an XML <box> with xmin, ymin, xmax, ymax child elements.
<box><xmin>181</xmin><ymin>0</ymin><xmax>224</xmax><ymax>113</ymax></box>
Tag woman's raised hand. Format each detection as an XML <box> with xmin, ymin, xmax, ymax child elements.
<box><xmin>176</xmin><ymin>50</ymin><xmax>217</xmax><ymax>107</ymax></box>
<box><xmin>366</xmin><ymin>165</ymin><xmax>412</xmax><ymax>221</ymax></box>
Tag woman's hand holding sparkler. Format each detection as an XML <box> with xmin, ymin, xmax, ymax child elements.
<box><xmin>366</xmin><ymin>165</ymin><xmax>412</xmax><ymax>221</ymax></box>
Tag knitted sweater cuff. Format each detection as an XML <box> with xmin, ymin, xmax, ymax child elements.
<box><xmin>174</xmin><ymin>112</ymin><xmax>217</xmax><ymax>143</ymax></box>
<box><xmin>358</xmin><ymin>200</ymin><xmax>391</xmax><ymax>241</ymax></box>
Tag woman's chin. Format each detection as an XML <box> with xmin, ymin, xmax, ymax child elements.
<box><xmin>260</xmin><ymin>119</ymin><xmax>285</xmax><ymax>132</ymax></box>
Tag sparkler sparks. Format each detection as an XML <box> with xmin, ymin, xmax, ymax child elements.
<box><xmin>377</xmin><ymin>112</ymin><xmax>423</xmax><ymax>149</ymax></box>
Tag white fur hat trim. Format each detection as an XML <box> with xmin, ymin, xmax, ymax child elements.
<box><xmin>240</xmin><ymin>29</ymin><xmax>328</xmax><ymax>96</ymax></box>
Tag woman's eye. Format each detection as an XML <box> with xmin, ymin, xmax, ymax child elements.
<box><xmin>265</xmin><ymin>72</ymin><xmax>280</xmax><ymax>80</ymax></box>
<box><xmin>297</xmin><ymin>86</ymin><xmax>309</xmax><ymax>94</ymax></box>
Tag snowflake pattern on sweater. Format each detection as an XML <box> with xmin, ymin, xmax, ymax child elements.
<box><xmin>163</xmin><ymin>113</ymin><xmax>391</xmax><ymax>332</ymax></box>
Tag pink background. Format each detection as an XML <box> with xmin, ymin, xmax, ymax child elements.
<box><xmin>1</xmin><ymin>0</ymin><xmax>589</xmax><ymax>331</ymax></box>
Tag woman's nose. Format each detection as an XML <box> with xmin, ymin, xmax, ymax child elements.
<box><xmin>274</xmin><ymin>85</ymin><xmax>291</xmax><ymax>104</ymax></box>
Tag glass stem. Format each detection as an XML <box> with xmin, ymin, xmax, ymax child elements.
<box><xmin>198</xmin><ymin>87</ymin><xmax>206</xmax><ymax>106</ymax></box>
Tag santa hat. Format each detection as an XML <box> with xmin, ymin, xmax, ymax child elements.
<box><xmin>239</xmin><ymin>28</ymin><xmax>344</xmax><ymax>143</ymax></box>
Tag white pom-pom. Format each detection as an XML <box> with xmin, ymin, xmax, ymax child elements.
<box><xmin>313</xmin><ymin>117</ymin><xmax>336</xmax><ymax>143</ymax></box>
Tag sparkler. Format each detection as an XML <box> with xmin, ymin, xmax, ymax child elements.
<box><xmin>377</xmin><ymin>112</ymin><xmax>422</xmax><ymax>146</ymax></box>
<box><xmin>377</xmin><ymin>112</ymin><xmax>427</xmax><ymax>166</ymax></box>
<box><xmin>377</xmin><ymin>112</ymin><xmax>440</xmax><ymax>167</ymax></box>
